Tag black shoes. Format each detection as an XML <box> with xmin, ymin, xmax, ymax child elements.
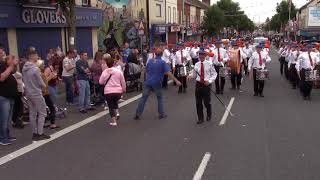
<box><xmin>79</xmin><ymin>110</ymin><xmax>87</xmax><ymax>114</ymax></box>
<box><xmin>253</xmin><ymin>93</ymin><xmax>258</xmax><ymax>96</ymax></box>
<box><xmin>259</xmin><ymin>93</ymin><xmax>264</xmax><ymax>97</ymax></box>
<box><xmin>159</xmin><ymin>114</ymin><xmax>168</xmax><ymax>120</ymax></box>
<box><xmin>183</xmin><ymin>88</ymin><xmax>187</xmax><ymax>93</ymax></box>
<box><xmin>197</xmin><ymin>120</ymin><xmax>204</xmax><ymax>124</ymax></box>
<box><xmin>32</xmin><ymin>133</ymin><xmax>51</xmax><ymax>141</ymax></box>
<box><xmin>134</xmin><ymin>115</ymin><xmax>140</xmax><ymax>120</ymax></box>
<box><xmin>207</xmin><ymin>116</ymin><xmax>212</xmax><ymax>122</ymax></box>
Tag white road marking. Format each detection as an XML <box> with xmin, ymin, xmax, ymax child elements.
<box><xmin>219</xmin><ymin>97</ymin><xmax>235</xmax><ymax>126</ymax></box>
<box><xmin>193</xmin><ymin>152</ymin><xmax>212</xmax><ymax>180</ymax></box>
<box><xmin>0</xmin><ymin>94</ymin><xmax>142</xmax><ymax>166</ymax></box>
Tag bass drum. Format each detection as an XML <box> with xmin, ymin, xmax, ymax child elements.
<box><xmin>256</xmin><ymin>69</ymin><xmax>269</xmax><ymax>81</ymax></box>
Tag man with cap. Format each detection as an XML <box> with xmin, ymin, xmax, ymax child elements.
<box><xmin>187</xmin><ymin>48</ymin><xmax>217</xmax><ymax>124</ymax></box>
<box><xmin>242</xmin><ymin>41</ymin><xmax>253</xmax><ymax>75</ymax></box>
<box><xmin>212</xmin><ymin>40</ymin><xmax>230</xmax><ymax>94</ymax></box>
<box><xmin>288</xmin><ymin>44</ymin><xmax>301</xmax><ymax>89</ymax></box>
<box><xmin>134</xmin><ymin>48</ymin><xmax>181</xmax><ymax>120</ymax></box>
<box><xmin>278</xmin><ymin>44</ymin><xmax>287</xmax><ymax>75</ymax></box>
<box><xmin>248</xmin><ymin>44</ymin><xmax>271</xmax><ymax>97</ymax></box>
<box><xmin>228</xmin><ymin>41</ymin><xmax>247</xmax><ymax>92</ymax></box>
<box><xmin>284</xmin><ymin>44</ymin><xmax>292</xmax><ymax>80</ymax></box>
<box><xmin>296</xmin><ymin>44</ymin><xmax>320</xmax><ymax>100</ymax></box>
<box><xmin>173</xmin><ymin>45</ymin><xmax>192</xmax><ymax>93</ymax></box>
<box><xmin>190</xmin><ymin>43</ymin><xmax>200</xmax><ymax>65</ymax></box>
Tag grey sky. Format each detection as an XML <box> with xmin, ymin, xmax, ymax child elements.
<box><xmin>210</xmin><ymin>0</ymin><xmax>308</xmax><ymax>23</ymax></box>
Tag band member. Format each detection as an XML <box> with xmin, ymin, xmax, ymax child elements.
<box><xmin>242</xmin><ymin>42</ymin><xmax>253</xmax><ymax>75</ymax></box>
<box><xmin>173</xmin><ymin>45</ymin><xmax>192</xmax><ymax>93</ymax></box>
<box><xmin>248</xmin><ymin>44</ymin><xmax>271</xmax><ymax>97</ymax></box>
<box><xmin>190</xmin><ymin>43</ymin><xmax>200</xmax><ymax>65</ymax></box>
<box><xmin>228</xmin><ymin>42</ymin><xmax>247</xmax><ymax>92</ymax></box>
<box><xmin>284</xmin><ymin>45</ymin><xmax>292</xmax><ymax>80</ymax></box>
<box><xmin>161</xmin><ymin>43</ymin><xmax>171</xmax><ymax>89</ymax></box>
<box><xmin>288</xmin><ymin>44</ymin><xmax>300</xmax><ymax>89</ymax></box>
<box><xmin>187</xmin><ymin>48</ymin><xmax>217</xmax><ymax>124</ymax></box>
<box><xmin>278</xmin><ymin>44</ymin><xmax>287</xmax><ymax>75</ymax></box>
<box><xmin>212</xmin><ymin>41</ymin><xmax>229</xmax><ymax>94</ymax></box>
<box><xmin>296</xmin><ymin>44</ymin><xmax>320</xmax><ymax>100</ymax></box>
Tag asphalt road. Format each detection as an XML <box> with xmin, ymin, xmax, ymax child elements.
<box><xmin>1</xmin><ymin>48</ymin><xmax>320</xmax><ymax>180</ymax></box>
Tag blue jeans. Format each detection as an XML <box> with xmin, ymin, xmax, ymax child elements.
<box><xmin>63</xmin><ymin>76</ymin><xmax>74</xmax><ymax>103</ymax></box>
<box><xmin>48</xmin><ymin>85</ymin><xmax>57</xmax><ymax>105</ymax></box>
<box><xmin>77</xmin><ymin>80</ymin><xmax>91</xmax><ymax>111</ymax></box>
<box><xmin>136</xmin><ymin>84</ymin><xmax>164</xmax><ymax>116</ymax></box>
<box><xmin>0</xmin><ymin>96</ymin><xmax>14</xmax><ymax>142</ymax></box>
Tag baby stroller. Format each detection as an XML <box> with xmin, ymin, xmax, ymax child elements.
<box><xmin>21</xmin><ymin>96</ymin><xmax>67</xmax><ymax>122</ymax></box>
<box><xmin>124</xmin><ymin>62</ymin><xmax>143</xmax><ymax>92</ymax></box>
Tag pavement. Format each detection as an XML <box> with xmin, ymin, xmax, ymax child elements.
<box><xmin>1</xmin><ymin>48</ymin><xmax>320</xmax><ymax>180</ymax></box>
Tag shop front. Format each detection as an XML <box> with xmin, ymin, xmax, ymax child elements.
<box><xmin>150</xmin><ymin>24</ymin><xmax>168</xmax><ymax>47</ymax></box>
<box><xmin>0</xmin><ymin>28</ymin><xmax>8</xmax><ymax>53</ymax></box>
<box><xmin>0</xmin><ymin>3</ymin><xmax>103</xmax><ymax>59</ymax></box>
<box><xmin>298</xmin><ymin>29</ymin><xmax>320</xmax><ymax>40</ymax></box>
<box><xmin>167</xmin><ymin>24</ymin><xmax>180</xmax><ymax>45</ymax></box>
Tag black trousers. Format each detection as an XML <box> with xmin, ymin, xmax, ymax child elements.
<box><xmin>195</xmin><ymin>82</ymin><xmax>212</xmax><ymax>121</ymax></box>
<box><xmin>178</xmin><ymin>76</ymin><xmax>187</xmax><ymax>91</ymax></box>
<box><xmin>243</xmin><ymin>58</ymin><xmax>249</xmax><ymax>75</ymax></box>
<box><xmin>289</xmin><ymin>64</ymin><xmax>299</xmax><ymax>88</ymax></box>
<box><xmin>253</xmin><ymin>69</ymin><xmax>265</xmax><ymax>95</ymax></box>
<box><xmin>284</xmin><ymin>62</ymin><xmax>289</xmax><ymax>80</ymax></box>
<box><xmin>300</xmin><ymin>69</ymin><xmax>313</xmax><ymax>98</ymax></box>
<box><xmin>44</xmin><ymin>95</ymin><xmax>56</xmax><ymax>124</ymax></box>
<box><xmin>214</xmin><ymin>65</ymin><xmax>225</xmax><ymax>93</ymax></box>
<box><xmin>105</xmin><ymin>93</ymin><xmax>121</xmax><ymax>118</ymax></box>
<box><xmin>12</xmin><ymin>92</ymin><xmax>23</xmax><ymax>125</ymax></box>
<box><xmin>279</xmin><ymin>57</ymin><xmax>285</xmax><ymax>75</ymax></box>
<box><xmin>231</xmin><ymin>69</ymin><xmax>242</xmax><ymax>89</ymax></box>
<box><xmin>192</xmin><ymin>58</ymin><xmax>199</xmax><ymax>65</ymax></box>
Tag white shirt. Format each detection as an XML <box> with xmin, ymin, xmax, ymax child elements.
<box><xmin>190</xmin><ymin>47</ymin><xmax>200</xmax><ymax>59</ymax></box>
<box><xmin>189</xmin><ymin>60</ymin><xmax>217</xmax><ymax>84</ymax></box>
<box><xmin>295</xmin><ymin>51</ymin><xmax>320</xmax><ymax>71</ymax></box>
<box><xmin>172</xmin><ymin>49</ymin><xmax>192</xmax><ymax>68</ymax></box>
<box><xmin>288</xmin><ymin>50</ymin><xmax>301</xmax><ymax>67</ymax></box>
<box><xmin>162</xmin><ymin>49</ymin><xmax>171</xmax><ymax>64</ymax></box>
<box><xmin>248</xmin><ymin>51</ymin><xmax>271</xmax><ymax>71</ymax></box>
<box><xmin>212</xmin><ymin>47</ymin><xmax>229</xmax><ymax>66</ymax></box>
<box><xmin>242</xmin><ymin>46</ymin><xmax>253</xmax><ymax>58</ymax></box>
<box><xmin>278</xmin><ymin>47</ymin><xmax>287</xmax><ymax>57</ymax></box>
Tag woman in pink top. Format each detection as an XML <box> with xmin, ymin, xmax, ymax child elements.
<box><xmin>99</xmin><ymin>57</ymin><xmax>126</xmax><ymax>126</ymax></box>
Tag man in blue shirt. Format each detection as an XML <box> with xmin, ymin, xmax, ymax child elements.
<box><xmin>122</xmin><ymin>42</ymin><xmax>131</xmax><ymax>63</ymax></box>
<box><xmin>135</xmin><ymin>48</ymin><xmax>181</xmax><ymax>120</ymax></box>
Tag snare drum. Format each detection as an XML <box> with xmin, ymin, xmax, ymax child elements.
<box><xmin>177</xmin><ymin>65</ymin><xmax>188</xmax><ymax>77</ymax></box>
<box><xmin>256</xmin><ymin>69</ymin><xmax>269</xmax><ymax>81</ymax></box>
<box><xmin>219</xmin><ymin>67</ymin><xmax>231</xmax><ymax>78</ymax></box>
<box><xmin>304</xmin><ymin>70</ymin><xmax>320</xmax><ymax>81</ymax></box>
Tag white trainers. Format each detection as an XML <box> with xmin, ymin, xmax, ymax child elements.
<box><xmin>109</xmin><ymin>122</ymin><xmax>117</xmax><ymax>126</ymax></box>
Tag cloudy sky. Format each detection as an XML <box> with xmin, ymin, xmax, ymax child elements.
<box><xmin>210</xmin><ymin>0</ymin><xmax>308</xmax><ymax>23</ymax></box>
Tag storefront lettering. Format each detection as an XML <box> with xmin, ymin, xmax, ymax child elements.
<box><xmin>22</xmin><ymin>9</ymin><xmax>67</xmax><ymax>24</ymax></box>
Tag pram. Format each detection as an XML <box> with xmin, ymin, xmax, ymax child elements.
<box><xmin>124</xmin><ymin>62</ymin><xmax>143</xmax><ymax>92</ymax></box>
<box><xmin>21</xmin><ymin>96</ymin><xmax>67</xmax><ymax>122</ymax></box>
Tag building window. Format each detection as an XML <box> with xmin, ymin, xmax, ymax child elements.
<box><xmin>82</xmin><ymin>0</ymin><xmax>90</xmax><ymax>6</ymax></box>
<box><xmin>156</xmin><ymin>4</ymin><xmax>161</xmax><ymax>17</ymax></box>
<box><xmin>168</xmin><ymin>6</ymin><xmax>171</xmax><ymax>23</ymax></box>
<box><xmin>173</xmin><ymin>7</ymin><xmax>176</xmax><ymax>23</ymax></box>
